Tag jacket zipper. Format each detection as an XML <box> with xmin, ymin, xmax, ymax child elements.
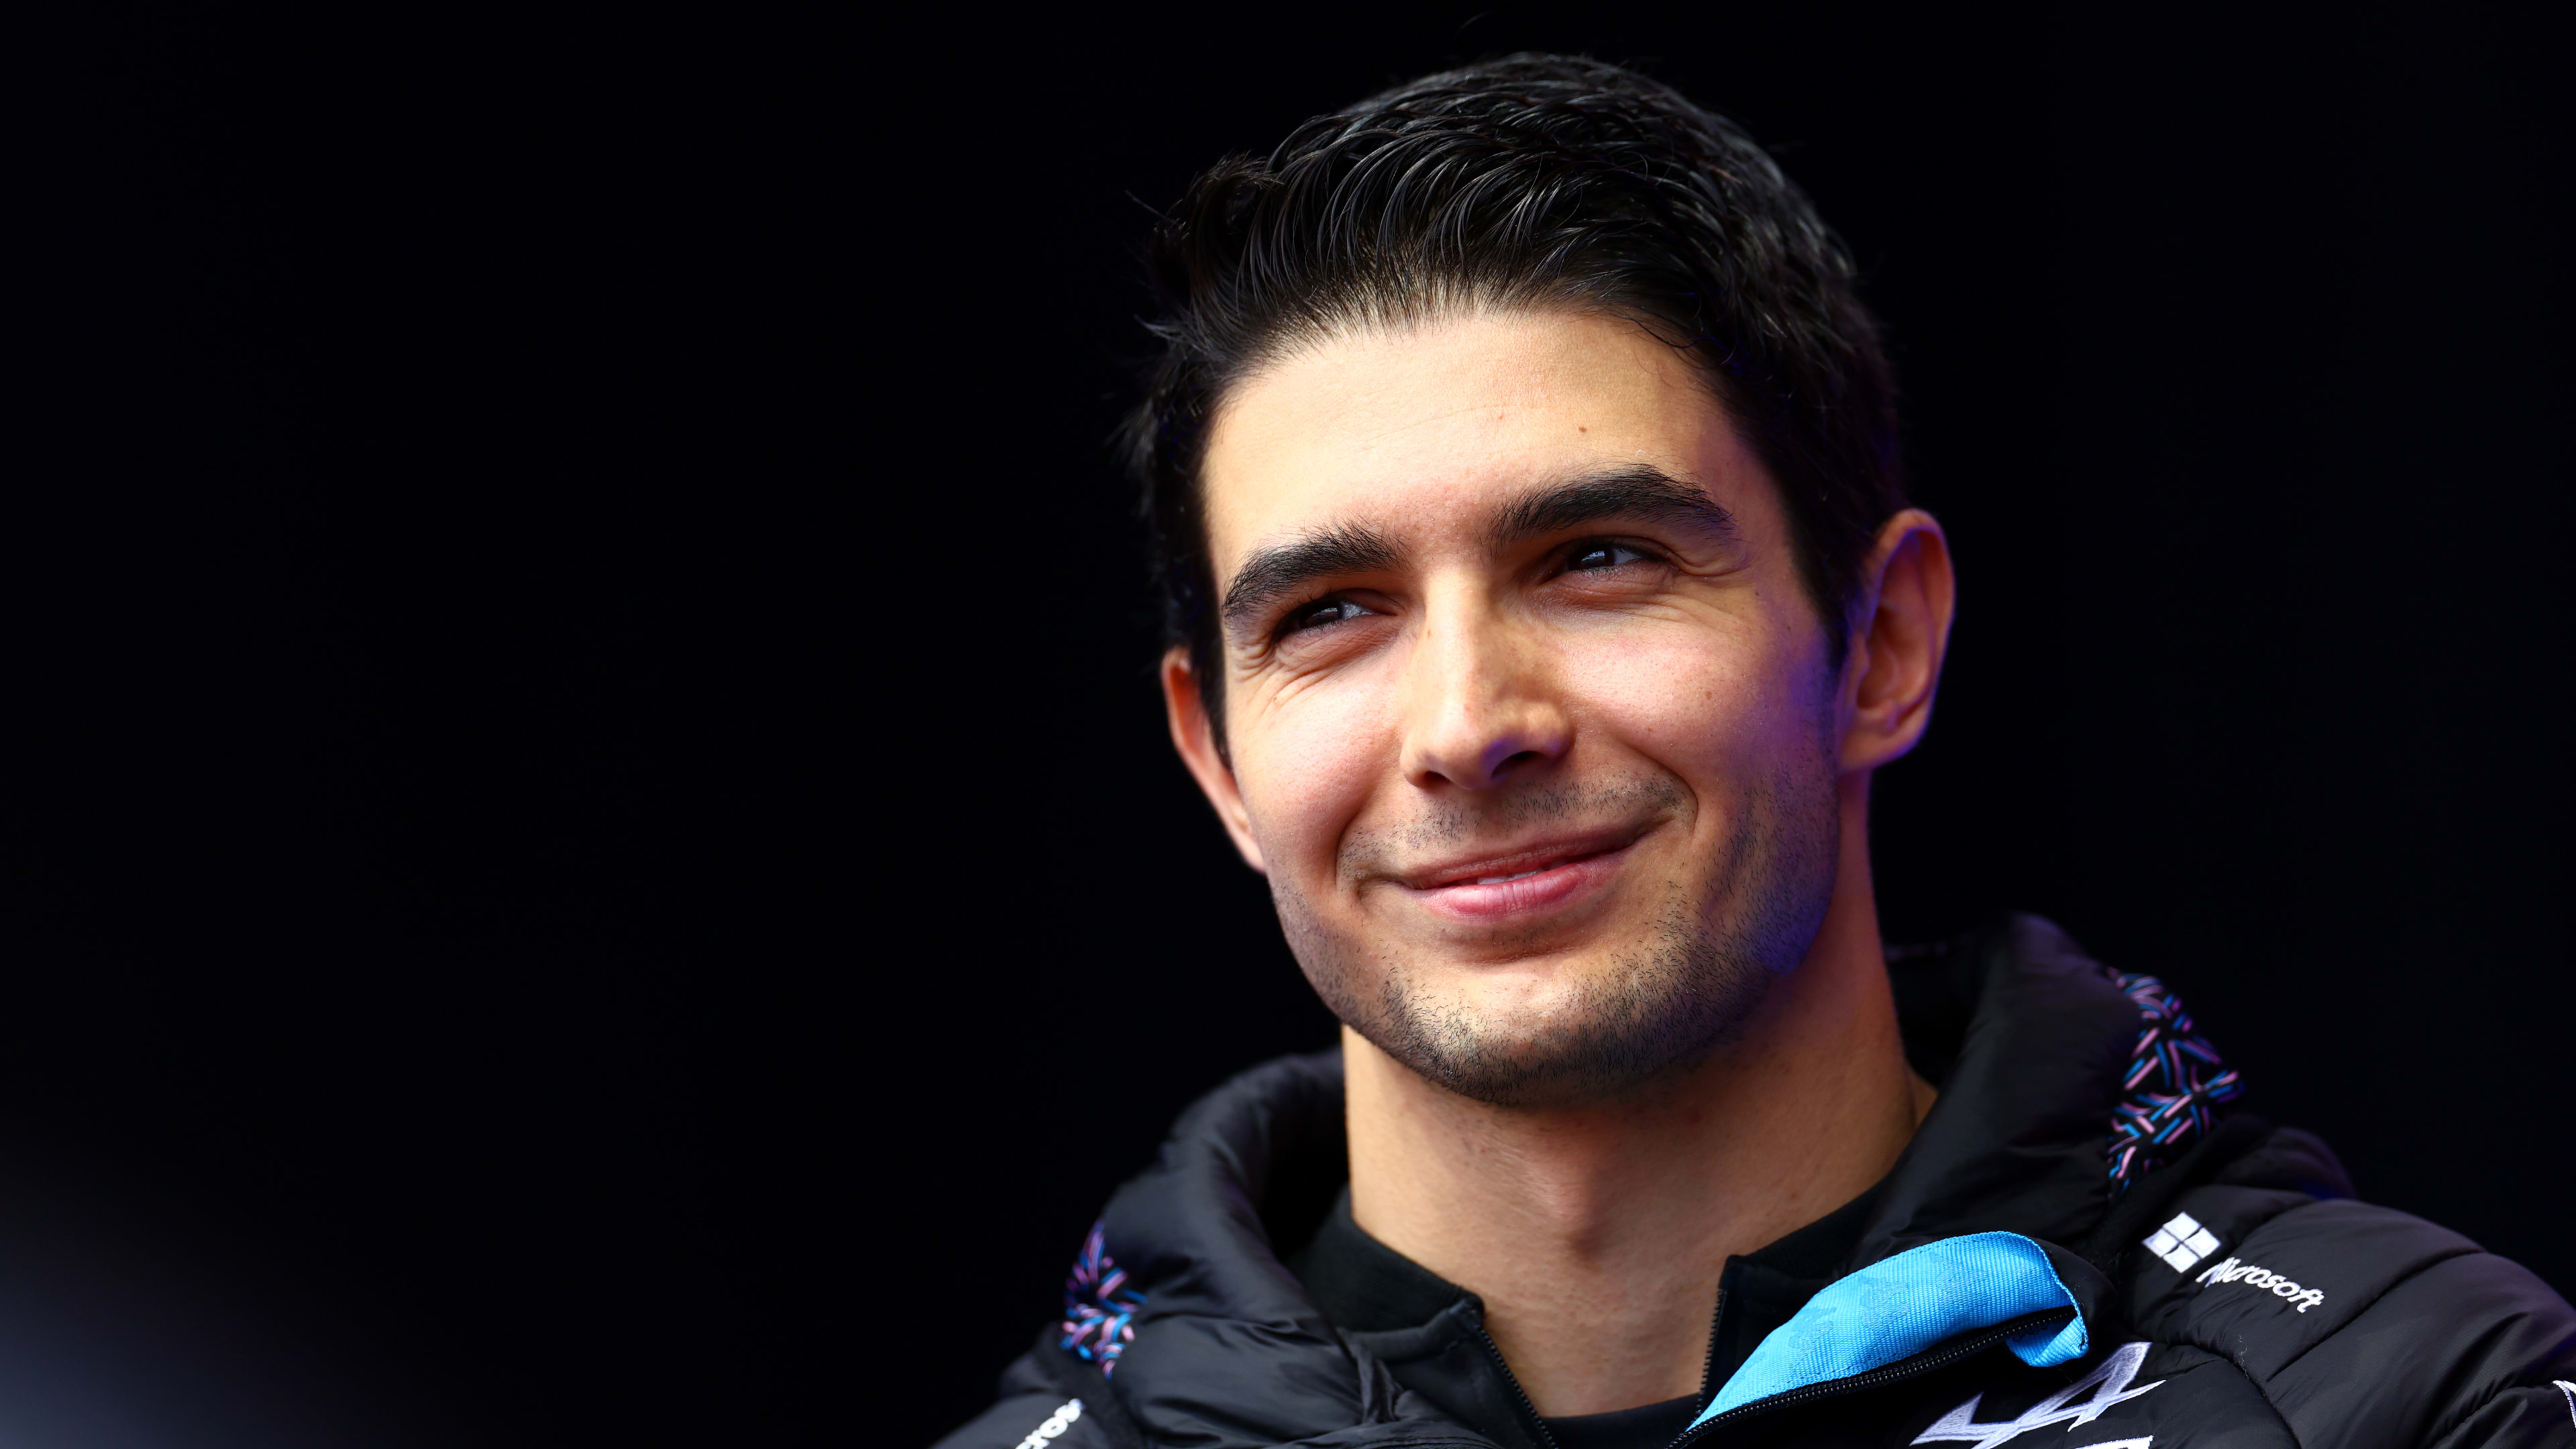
<box><xmin>1468</xmin><ymin>1280</ymin><xmax>1726</xmax><ymax>1449</ymax></box>
<box><xmin>1695</xmin><ymin>1284</ymin><xmax>1726</xmax><ymax>1412</ymax></box>
<box><xmin>1468</xmin><ymin>1311</ymin><xmax>1562</xmax><ymax>1449</ymax></box>
<box><xmin>1664</xmin><ymin>1306</ymin><xmax>2074</xmax><ymax>1448</ymax></box>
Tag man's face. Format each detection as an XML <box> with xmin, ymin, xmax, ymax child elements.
<box><xmin>1183</xmin><ymin>309</ymin><xmax>1850</xmax><ymax>1106</ymax></box>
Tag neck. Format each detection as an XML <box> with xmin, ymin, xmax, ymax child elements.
<box><xmin>1341</xmin><ymin>775</ymin><xmax>1930</xmax><ymax>1417</ymax></box>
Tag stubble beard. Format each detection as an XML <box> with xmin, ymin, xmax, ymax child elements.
<box><xmin>1271</xmin><ymin>753</ymin><xmax>1842</xmax><ymax>1109</ymax></box>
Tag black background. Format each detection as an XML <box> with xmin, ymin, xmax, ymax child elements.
<box><xmin>17</xmin><ymin>6</ymin><xmax>2565</xmax><ymax>1447</ymax></box>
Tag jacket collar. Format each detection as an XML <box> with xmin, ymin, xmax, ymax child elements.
<box><xmin>1080</xmin><ymin>915</ymin><xmax>2212</xmax><ymax>1446</ymax></box>
<box><xmin>1862</xmin><ymin>914</ymin><xmax>2147</xmax><ymax>1258</ymax></box>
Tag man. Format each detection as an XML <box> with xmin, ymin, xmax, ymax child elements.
<box><xmin>938</xmin><ymin>56</ymin><xmax>2575</xmax><ymax>1449</ymax></box>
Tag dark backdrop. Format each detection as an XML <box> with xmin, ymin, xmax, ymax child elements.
<box><xmin>17</xmin><ymin>6</ymin><xmax>2564</xmax><ymax>1447</ymax></box>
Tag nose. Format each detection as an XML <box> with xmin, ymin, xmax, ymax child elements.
<box><xmin>1397</xmin><ymin>591</ymin><xmax>1571</xmax><ymax>792</ymax></box>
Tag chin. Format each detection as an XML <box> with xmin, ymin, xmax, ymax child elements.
<box><xmin>1350</xmin><ymin>934</ymin><xmax>1778</xmax><ymax>1109</ymax></box>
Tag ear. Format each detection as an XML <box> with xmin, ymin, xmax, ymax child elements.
<box><xmin>1837</xmin><ymin>508</ymin><xmax>1957</xmax><ymax>774</ymax></box>
<box><xmin>1161</xmin><ymin>647</ymin><xmax>1267</xmax><ymax>873</ymax></box>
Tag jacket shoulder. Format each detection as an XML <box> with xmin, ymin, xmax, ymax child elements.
<box><xmin>2208</xmin><ymin>1124</ymin><xmax>2357</xmax><ymax>1199</ymax></box>
<box><xmin>2130</xmin><ymin>1191</ymin><xmax>2576</xmax><ymax>1447</ymax></box>
<box><xmin>934</xmin><ymin>1393</ymin><xmax>1104</xmax><ymax>1449</ymax></box>
<box><xmin>933</xmin><ymin>1332</ymin><xmax>1137</xmax><ymax>1449</ymax></box>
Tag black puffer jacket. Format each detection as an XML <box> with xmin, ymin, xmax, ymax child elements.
<box><xmin>938</xmin><ymin>917</ymin><xmax>2576</xmax><ymax>1448</ymax></box>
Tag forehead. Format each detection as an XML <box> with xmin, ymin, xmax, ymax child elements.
<box><xmin>1200</xmin><ymin>309</ymin><xmax>1743</xmax><ymax>561</ymax></box>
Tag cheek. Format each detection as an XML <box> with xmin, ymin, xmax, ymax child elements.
<box><xmin>1231</xmin><ymin>665</ymin><xmax>1397</xmax><ymax>875</ymax></box>
<box><xmin>1564</xmin><ymin>608</ymin><xmax>1829</xmax><ymax>777</ymax></box>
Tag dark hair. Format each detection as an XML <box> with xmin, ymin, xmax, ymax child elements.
<box><xmin>1124</xmin><ymin>54</ymin><xmax>1903</xmax><ymax>750</ymax></box>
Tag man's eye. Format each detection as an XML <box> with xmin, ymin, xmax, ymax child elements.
<box><xmin>1566</xmin><ymin>541</ymin><xmax>1654</xmax><ymax>571</ymax></box>
<box><xmin>1283</xmin><ymin>597</ymin><xmax>1371</xmax><ymax>635</ymax></box>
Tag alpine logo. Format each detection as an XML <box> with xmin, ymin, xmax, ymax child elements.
<box><xmin>2194</xmin><ymin>1256</ymin><xmax>2325</xmax><ymax>1313</ymax></box>
<box><xmin>2141</xmin><ymin>1212</ymin><xmax>2221</xmax><ymax>1273</ymax></box>
<box><xmin>1913</xmin><ymin>1340</ymin><xmax>2163</xmax><ymax>1448</ymax></box>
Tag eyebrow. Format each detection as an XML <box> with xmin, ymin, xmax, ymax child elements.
<box><xmin>1217</xmin><ymin>464</ymin><xmax>1736</xmax><ymax>640</ymax></box>
<box><xmin>1485</xmin><ymin>464</ymin><xmax>1738</xmax><ymax>551</ymax></box>
<box><xmin>1220</xmin><ymin>524</ymin><xmax>1401</xmax><ymax>638</ymax></box>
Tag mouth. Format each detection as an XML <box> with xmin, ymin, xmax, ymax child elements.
<box><xmin>1395</xmin><ymin>825</ymin><xmax>1651</xmax><ymax>922</ymax></box>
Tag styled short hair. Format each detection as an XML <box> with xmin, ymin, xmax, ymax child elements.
<box><xmin>1125</xmin><ymin>54</ymin><xmax>1903</xmax><ymax>748</ymax></box>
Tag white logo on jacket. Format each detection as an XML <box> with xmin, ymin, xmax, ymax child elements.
<box><xmin>2194</xmin><ymin>1256</ymin><xmax>2325</xmax><ymax>1312</ymax></box>
<box><xmin>2142</xmin><ymin>1212</ymin><xmax>2222</xmax><ymax>1273</ymax></box>
<box><xmin>1012</xmin><ymin>1398</ymin><xmax>1081</xmax><ymax>1449</ymax></box>
<box><xmin>1913</xmin><ymin>1341</ymin><xmax>2163</xmax><ymax>1448</ymax></box>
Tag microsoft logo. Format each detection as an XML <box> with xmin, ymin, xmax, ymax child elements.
<box><xmin>2143</xmin><ymin>1212</ymin><xmax>2222</xmax><ymax>1273</ymax></box>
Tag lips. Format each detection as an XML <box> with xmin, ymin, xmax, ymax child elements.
<box><xmin>1409</xmin><ymin>840</ymin><xmax>1620</xmax><ymax>890</ymax></box>
<box><xmin>1401</xmin><ymin>820</ymin><xmax>1638</xmax><ymax>887</ymax></box>
<box><xmin>1393</xmin><ymin>826</ymin><xmax>1648</xmax><ymax>922</ymax></box>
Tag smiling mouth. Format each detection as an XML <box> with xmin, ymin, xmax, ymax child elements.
<box><xmin>1405</xmin><ymin>828</ymin><xmax>1638</xmax><ymax>889</ymax></box>
<box><xmin>1389</xmin><ymin>837</ymin><xmax>1640</xmax><ymax>923</ymax></box>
